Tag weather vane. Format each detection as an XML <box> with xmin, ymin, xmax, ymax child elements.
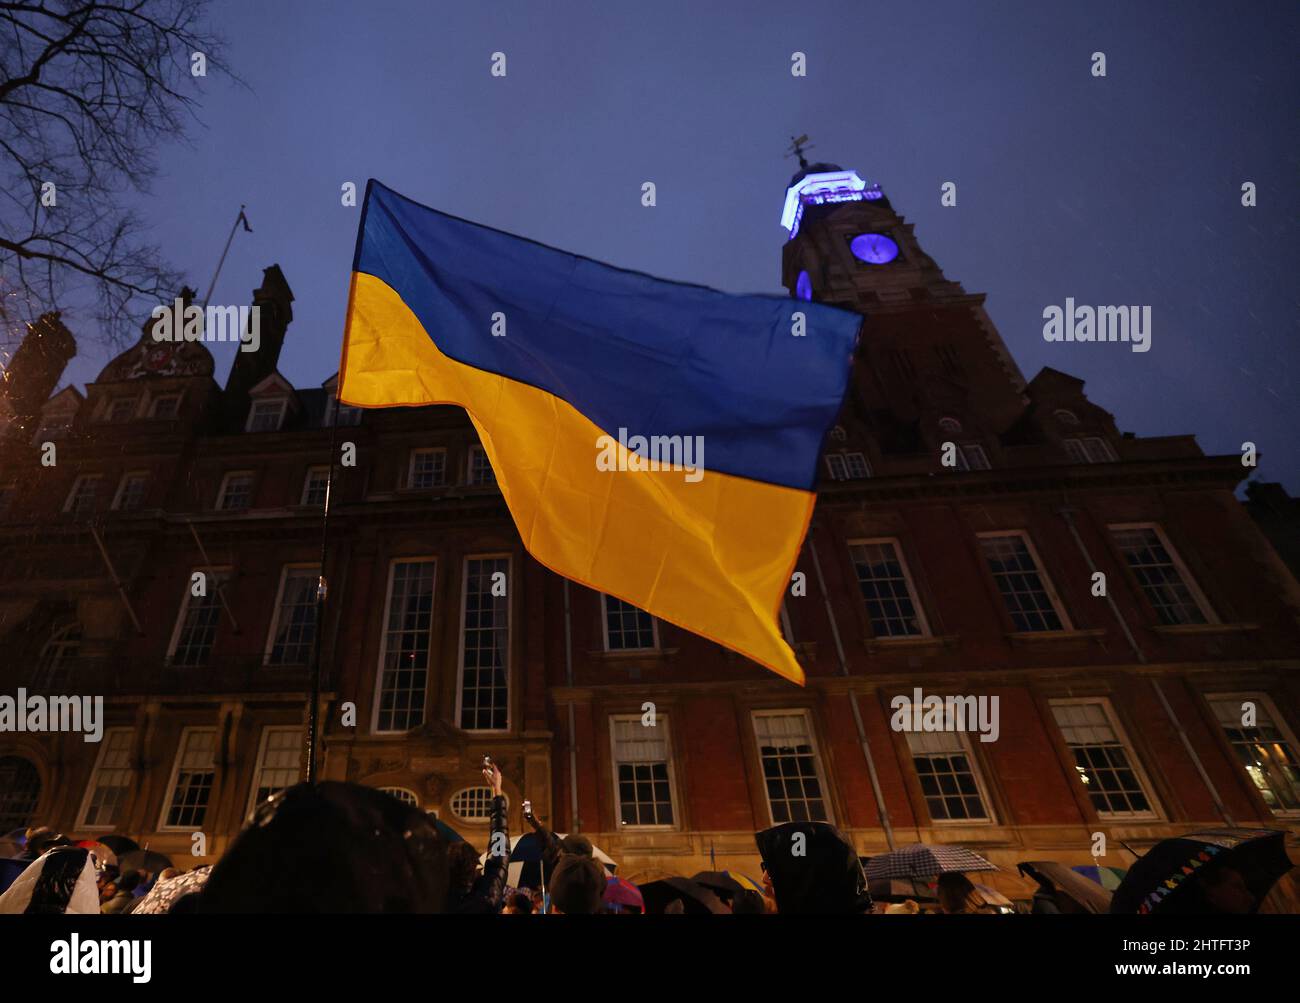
<box><xmin>786</xmin><ymin>134</ymin><xmax>814</xmax><ymax>170</ymax></box>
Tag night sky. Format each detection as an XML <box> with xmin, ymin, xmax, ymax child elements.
<box><xmin>60</xmin><ymin>0</ymin><xmax>1299</xmax><ymax>491</ymax></box>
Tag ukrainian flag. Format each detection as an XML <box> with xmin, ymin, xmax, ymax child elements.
<box><xmin>339</xmin><ymin>181</ymin><xmax>860</xmax><ymax>684</ymax></box>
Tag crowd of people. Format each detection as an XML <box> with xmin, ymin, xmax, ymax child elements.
<box><xmin>1</xmin><ymin>762</ymin><xmax>1292</xmax><ymax>914</ymax></box>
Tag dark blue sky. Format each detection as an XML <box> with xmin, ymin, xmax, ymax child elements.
<box><xmin>65</xmin><ymin>0</ymin><xmax>1299</xmax><ymax>490</ymax></box>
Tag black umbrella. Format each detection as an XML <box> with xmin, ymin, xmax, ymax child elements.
<box><xmin>119</xmin><ymin>849</ymin><xmax>173</xmax><ymax>875</ymax></box>
<box><xmin>97</xmin><ymin>834</ymin><xmax>140</xmax><ymax>857</ymax></box>
<box><xmin>639</xmin><ymin>876</ymin><xmax>727</xmax><ymax>914</ymax></box>
<box><xmin>755</xmin><ymin>821</ymin><xmax>872</xmax><ymax>914</ymax></box>
<box><xmin>1110</xmin><ymin>828</ymin><xmax>1294</xmax><ymax>915</ymax></box>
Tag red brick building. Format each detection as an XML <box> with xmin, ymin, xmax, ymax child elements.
<box><xmin>2</xmin><ymin>163</ymin><xmax>1299</xmax><ymax>897</ymax></box>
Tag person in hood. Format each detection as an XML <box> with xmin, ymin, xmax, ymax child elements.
<box><xmin>754</xmin><ymin>821</ymin><xmax>873</xmax><ymax>914</ymax></box>
<box><xmin>197</xmin><ymin>780</ymin><xmax>449</xmax><ymax>913</ymax></box>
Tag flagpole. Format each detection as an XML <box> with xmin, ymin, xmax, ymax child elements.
<box><xmin>202</xmin><ymin>205</ymin><xmax>251</xmax><ymax>308</ymax></box>
<box><xmin>305</xmin><ymin>387</ymin><xmax>343</xmax><ymax>784</ymax></box>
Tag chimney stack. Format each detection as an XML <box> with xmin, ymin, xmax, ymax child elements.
<box><xmin>223</xmin><ymin>264</ymin><xmax>294</xmax><ymax>427</ymax></box>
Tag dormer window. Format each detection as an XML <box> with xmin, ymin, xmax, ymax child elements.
<box><xmin>954</xmin><ymin>443</ymin><xmax>991</xmax><ymax>471</ymax></box>
<box><xmin>327</xmin><ymin>400</ymin><xmax>363</xmax><ymax>427</ymax></box>
<box><xmin>33</xmin><ymin>415</ymin><xmax>71</xmax><ymax>444</ymax></box>
<box><xmin>246</xmin><ymin>398</ymin><xmax>287</xmax><ymax>433</ymax></box>
<box><xmin>829</xmin><ymin>425</ymin><xmax>848</xmax><ymax>442</ymax></box>
<box><xmin>150</xmin><ymin>394</ymin><xmax>181</xmax><ymax>419</ymax></box>
<box><xmin>825</xmin><ymin>451</ymin><xmax>871</xmax><ymax>481</ymax></box>
<box><xmin>105</xmin><ymin>396</ymin><xmax>139</xmax><ymax>423</ymax></box>
<box><xmin>1064</xmin><ymin>437</ymin><xmax>1117</xmax><ymax>464</ymax></box>
<box><xmin>1054</xmin><ymin>409</ymin><xmax>1080</xmax><ymax>426</ymax></box>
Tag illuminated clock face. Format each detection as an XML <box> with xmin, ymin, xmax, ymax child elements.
<box><xmin>795</xmin><ymin>270</ymin><xmax>813</xmax><ymax>301</ymax></box>
<box><xmin>850</xmin><ymin>232</ymin><xmax>900</xmax><ymax>265</ymax></box>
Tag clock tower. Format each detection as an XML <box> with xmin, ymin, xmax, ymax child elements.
<box><xmin>779</xmin><ymin>154</ymin><xmax>1028</xmax><ymax>445</ymax></box>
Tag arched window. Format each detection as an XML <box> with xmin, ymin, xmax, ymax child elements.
<box><xmin>450</xmin><ymin>785</ymin><xmax>502</xmax><ymax>821</ymax></box>
<box><xmin>378</xmin><ymin>786</ymin><xmax>419</xmax><ymax>808</ymax></box>
<box><xmin>0</xmin><ymin>756</ymin><xmax>41</xmax><ymax>831</ymax></box>
<box><xmin>829</xmin><ymin>425</ymin><xmax>847</xmax><ymax>442</ymax></box>
<box><xmin>938</xmin><ymin>417</ymin><xmax>963</xmax><ymax>434</ymax></box>
<box><xmin>1054</xmin><ymin>409</ymin><xmax>1080</xmax><ymax>426</ymax></box>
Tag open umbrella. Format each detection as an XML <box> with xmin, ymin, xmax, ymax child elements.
<box><xmin>972</xmin><ymin>883</ymin><xmax>1015</xmax><ymax>913</ymax></box>
<box><xmin>603</xmin><ymin>876</ymin><xmax>645</xmax><ymax>912</ymax></box>
<box><xmin>478</xmin><ymin>832</ymin><xmax>617</xmax><ymax>890</ymax></box>
<box><xmin>1017</xmin><ymin>861</ymin><xmax>1113</xmax><ymax>914</ymax></box>
<box><xmin>119</xmin><ymin>849</ymin><xmax>173</xmax><ymax>875</ymax></box>
<box><xmin>97</xmin><ymin>834</ymin><xmax>141</xmax><ymax>857</ymax></box>
<box><xmin>1111</xmin><ymin>828</ymin><xmax>1295</xmax><ymax>915</ymax></box>
<box><xmin>76</xmin><ymin>840</ymin><xmax>118</xmax><ymax>871</ymax></box>
<box><xmin>864</xmin><ymin>843</ymin><xmax>997</xmax><ymax>880</ymax></box>
<box><xmin>1073</xmin><ymin>864</ymin><xmax>1127</xmax><ymax>890</ymax></box>
<box><xmin>691</xmin><ymin>870</ymin><xmax>764</xmax><ymax>896</ymax></box>
<box><xmin>640</xmin><ymin>876</ymin><xmax>727</xmax><ymax>914</ymax></box>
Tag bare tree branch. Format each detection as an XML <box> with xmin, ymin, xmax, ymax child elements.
<box><xmin>0</xmin><ymin>0</ymin><xmax>237</xmax><ymax>349</ymax></box>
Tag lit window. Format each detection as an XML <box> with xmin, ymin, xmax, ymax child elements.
<box><xmin>161</xmin><ymin>728</ymin><xmax>217</xmax><ymax>829</ymax></box>
<box><xmin>380</xmin><ymin>786</ymin><xmax>420</xmax><ymax>807</ymax></box>
<box><xmin>979</xmin><ymin>532</ymin><xmax>1066</xmax><ymax>632</ymax></box>
<box><xmin>79</xmin><ymin>729</ymin><xmax>135</xmax><ymax>829</ymax></box>
<box><xmin>753</xmin><ymin>710</ymin><xmax>830</xmax><ymax>824</ymax></box>
<box><xmin>105</xmin><ymin>397</ymin><xmax>139</xmax><ymax>423</ymax></box>
<box><xmin>169</xmin><ymin>569</ymin><xmax>228</xmax><ymax>666</ymax></box>
<box><xmin>611</xmin><ymin>716</ymin><xmax>676</xmax><ymax>827</ymax></box>
<box><xmin>64</xmin><ymin>474</ymin><xmax>102</xmax><ymax>515</ymax></box>
<box><xmin>603</xmin><ymin>595</ymin><xmax>656</xmax><ymax>651</ymax></box>
<box><xmin>449</xmin><ymin>786</ymin><xmax>497</xmax><ymax>820</ymax></box>
<box><xmin>246</xmin><ymin>398</ymin><xmax>287</xmax><ymax>433</ymax></box>
<box><xmin>459</xmin><ymin>557</ymin><xmax>509</xmax><ymax>730</ymax></box>
<box><xmin>1110</xmin><ymin>524</ymin><xmax>1212</xmax><ymax>626</ymax></box>
<box><xmin>149</xmin><ymin>395</ymin><xmax>181</xmax><ymax>419</ymax></box>
<box><xmin>301</xmin><ymin>466</ymin><xmax>329</xmax><ymax>506</ymax></box>
<box><xmin>849</xmin><ymin>540</ymin><xmax>927</xmax><ymax>637</ymax></box>
<box><xmin>216</xmin><ymin>471</ymin><xmax>254</xmax><ymax>511</ymax></box>
<box><xmin>1050</xmin><ymin>700</ymin><xmax>1156</xmax><ymax>818</ymax></box>
<box><xmin>265</xmin><ymin>566</ymin><xmax>320</xmax><ymax>666</ymax></box>
<box><xmin>1065</xmin><ymin>436</ymin><xmax>1116</xmax><ymax>463</ymax></box>
<box><xmin>408</xmin><ymin>448</ymin><xmax>446</xmax><ymax>489</ymax></box>
<box><xmin>247</xmin><ymin>727</ymin><xmax>301</xmax><ymax>815</ymax></box>
<box><xmin>467</xmin><ymin>445</ymin><xmax>496</xmax><ymax>486</ymax></box>
<box><xmin>112</xmin><ymin>472</ymin><xmax>149</xmax><ymax>511</ymax></box>
<box><xmin>895</xmin><ymin>711</ymin><xmax>992</xmax><ymax>821</ymax></box>
<box><xmin>375</xmin><ymin>559</ymin><xmax>436</xmax><ymax>732</ymax></box>
<box><xmin>1207</xmin><ymin>695</ymin><xmax>1300</xmax><ymax>815</ymax></box>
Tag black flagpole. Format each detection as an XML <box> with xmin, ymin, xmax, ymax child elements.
<box><xmin>306</xmin><ymin>385</ymin><xmax>343</xmax><ymax>784</ymax></box>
